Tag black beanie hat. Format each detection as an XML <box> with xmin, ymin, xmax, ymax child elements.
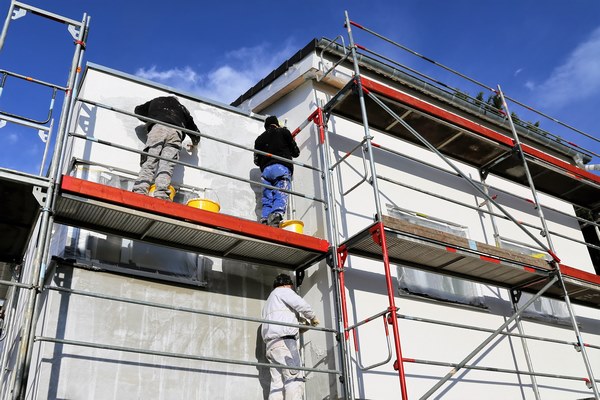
<box><xmin>264</xmin><ymin>115</ymin><xmax>279</xmax><ymax>129</ymax></box>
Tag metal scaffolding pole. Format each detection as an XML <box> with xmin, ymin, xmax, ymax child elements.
<box><xmin>34</xmin><ymin>336</ymin><xmax>341</xmax><ymax>376</ymax></box>
<box><xmin>348</xmin><ymin>18</ymin><xmax>599</xmax><ymax>150</ymax></box>
<box><xmin>345</xmin><ymin>10</ymin><xmax>408</xmax><ymax>399</ymax></box>
<box><xmin>509</xmin><ymin>292</ymin><xmax>541</xmax><ymax>400</ymax></box>
<box><xmin>315</xmin><ymin>107</ymin><xmax>354</xmax><ymax>398</ymax></box>
<box><xmin>420</xmin><ymin>276</ymin><xmax>558</xmax><ymax>399</ymax></box>
<box><xmin>497</xmin><ymin>86</ymin><xmax>600</xmax><ymax>399</ymax></box>
<box><xmin>363</xmin><ymin>91</ymin><xmax>555</xmax><ymax>257</ymax></box>
<box><xmin>10</xmin><ymin>7</ymin><xmax>89</xmax><ymax>398</ymax></box>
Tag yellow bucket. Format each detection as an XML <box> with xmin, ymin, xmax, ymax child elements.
<box><xmin>187</xmin><ymin>198</ymin><xmax>221</xmax><ymax>213</ymax></box>
<box><xmin>149</xmin><ymin>184</ymin><xmax>176</xmax><ymax>200</ymax></box>
<box><xmin>280</xmin><ymin>220</ymin><xmax>304</xmax><ymax>234</ymax></box>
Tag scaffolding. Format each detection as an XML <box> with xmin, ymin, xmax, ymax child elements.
<box><xmin>0</xmin><ymin>3</ymin><xmax>349</xmax><ymax>399</ymax></box>
<box><xmin>288</xmin><ymin>11</ymin><xmax>600</xmax><ymax>400</ymax></box>
<box><xmin>1</xmin><ymin>3</ymin><xmax>600</xmax><ymax>399</ymax></box>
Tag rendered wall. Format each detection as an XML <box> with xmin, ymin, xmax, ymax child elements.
<box><xmin>19</xmin><ymin>66</ymin><xmax>340</xmax><ymax>400</ymax></box>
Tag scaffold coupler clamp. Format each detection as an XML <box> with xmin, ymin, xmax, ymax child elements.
<box><xmin>295</xmin><ymin>269</ymin><xmax>305</xmax><ymax>287</ymax></box>
<box><xmin>386</xmin><ymin>309</ymin><xmax>397</xmax><ymax>325</ymax></box>
<box><xmin>510</xmin><ymin>288</ymin><xmax>522</xmax><ymax>304</ymax></box>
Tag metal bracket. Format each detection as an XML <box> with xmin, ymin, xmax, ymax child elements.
<box><xmin>369</xmin><ymin>225</ymin><xmax>383</xmax><ymax>247</ymax></box>
<box><xmin>32</xmin><ymin>185</ymin><xmax>48</xmax><ymax>207</ymax></box>
<box><xmin>12</xmin><ymin>7</ymin><xmax>27</xmax><ymax>20</ymax></box>
<box><xmin>295</xmin><ymin>269</ymin><xmax>305</xmax><ymax>287</ymax></box>
<box><xmin>510</xmin><ymin>288</ymin><xmax>522</xmax><ymax>304</ymax></box>
<box><xmin>68</xmin><ymin>24</ymin><xmax>80</xmax><ymax>41</ymax></box>
<box><xmin>326</xmin><ymin>249</ymin><xmax>335</xmax><ymax>268</ymax></box>
<box><xmin>480</xmin><ymin>167</ymin><xmax>489</xmax><ymax>181</ymax></box>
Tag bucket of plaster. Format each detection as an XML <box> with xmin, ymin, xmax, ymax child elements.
<box><xmin>187</xmin><ymin>198</ymin><xmax>221</xmax><ymax>213</ymax></box>
<box><xmin>280</xmin><ymin>219</ymin><xmax>304</xmax><ymax>234</ymax></box>
<box><xmin>186</xmin><ymin>188</ymin><xmax>220</xmax><ymax>212</ymax></box>
<box><xmin>149</xmin><ymin>184</ymin><xmax>176</xmax><ymax>201</ymax></box>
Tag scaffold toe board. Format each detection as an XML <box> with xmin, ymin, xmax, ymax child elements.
<box><xmin>54</xmin><ymin>176</ymin><xmax>329</xmax><ymax>270</ymax></box>
<box><xmin>327</xmin><ymin>77</ymin><xmax>600</xmax><ymax>212</ymax></box>
<box><xmin>0</xmin><ymin>168</ymin><xmax>50</xmax><ymax>264</ymax></box>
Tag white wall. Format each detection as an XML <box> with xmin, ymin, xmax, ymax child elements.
<box><xmin>17</xmin><ymin>66</ymin><xmax>340</xmax><ymax>400</ymax></box>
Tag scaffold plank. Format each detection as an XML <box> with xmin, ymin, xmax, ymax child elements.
<box><xmin>55</xmin><ymin>176</ymin><xmax>329</xmax><ymax>270</ymax></box>
<box><xmin>340</xmin><ymin>216</ymin><xmax>600</xmax><ymax>308</ymax></box>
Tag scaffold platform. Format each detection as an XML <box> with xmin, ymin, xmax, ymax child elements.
<box><xmin>54</xmin><ymin>176</ymin><xmax>330</xmax><ymax>271</ymax></box>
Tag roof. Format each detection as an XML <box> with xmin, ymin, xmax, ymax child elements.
<box><xmin>231</xmin><ymin>38</ymin><xmax>593</xmax><ymax>167</ymax></box>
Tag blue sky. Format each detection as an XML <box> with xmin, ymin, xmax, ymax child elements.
<box><xmin>0</xmin><ymin>1</ymin><xmax>599</xmax><ymax>174</ymax></box>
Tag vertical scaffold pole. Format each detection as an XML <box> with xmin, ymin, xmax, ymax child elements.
<box><xmin>0</xmin><ymin>0</ymin><xmax>17</xmax><ymax>50</ymax></box>
<box><xmin>345</xmin><ymin>10</ymin><xmax>408</xmax><ymax>399</ymax></box>
<box><xmin>509</xmin><ymin>291</ymin><xmax>542</xmax><ymax>400</ymax></box>
<box><xmin>344</xmin><ymin>11</ymin><xmax>383</xmax><ymax>221</ymax></box>
<box><xmin>316</xmin><ymin>106</ymin><xmax>354</xmax><ymax>398</ymax></box>
<box><xmin>497</xmin><ymin>85</ymin><xmax>599</xmax><ymax>398</ymax></box>
<box><xmin>11</xmin><ymin>10</ymin><xmax>89</xmax><ymax>399</ymax></box>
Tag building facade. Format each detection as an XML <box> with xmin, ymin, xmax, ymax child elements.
<box><xmin>1</xmin><ymin>4</ymin><xmax>599</xmax><ymax>400</ymax></box>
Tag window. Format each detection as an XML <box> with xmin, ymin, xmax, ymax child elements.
<box><xmin>55</xmin><ymin>225</ymin><xmax>208</xmax><ymax>287</ymax></box>
<box><xmin>500</xmin><ymin>238</ymin><xmax>551</xmax><ymax>262</ymax></box>
<box><xmin>387</xmin><ymin>205</ymin><xmax>485</xmax><ymax>307</ymax></box>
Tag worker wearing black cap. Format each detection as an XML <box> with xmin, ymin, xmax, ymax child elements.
<box><xmin>132</xmin><ymin>96</ymin><xmax>200</xmax><ymax>200</ymax></box>
<box><xmin>253</xmin><ymin>115</ymin><xmax>300</xmax><ymax>227</ymax></box>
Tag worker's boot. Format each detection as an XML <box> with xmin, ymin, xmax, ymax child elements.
<box><xmin>267</xmin><ymin>213</ymin><xmax>283</xmax><ymax>227</ymax></box>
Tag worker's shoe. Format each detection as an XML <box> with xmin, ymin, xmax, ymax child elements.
<box><xmin>260</xmin><ymin>217</ymin><xmax>268</xmax><ymax>225</ymax></box>
<box><xmin>153</xmin><ymin>192</ymin><xmax>173</xmax><ymax>201</ymax></box>
<box><xmin>267</xmin><ymin>213</ymin><xmax>283</xmax><ymax>227</ymax></box>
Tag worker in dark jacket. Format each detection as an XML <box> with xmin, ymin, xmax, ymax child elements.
<box><xmin>132</xmin><ymin>96</ymin><xmax>200</xmax><ymax>200</ymax></box>
<box><xmin>254</xmin><ymin>116</ymin><xmax>300</xmax><ymax>227</ymax></box>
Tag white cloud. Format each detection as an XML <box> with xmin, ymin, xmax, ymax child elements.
<box><xmin>135</xmin><ymin>41</ymin><xmax>297</xmax><ymax>104</ymax></box>
<box><xmin>529</xmin><ymin>26</ymin><xmax>600</xmax><ymax>108</ymax></box>
<box><xmin>7</xmin><ymin>133</ymin><xmax>18</xmax><ymax>144</ymax></box>
<box><xmin>524</xmin><ymin>80</ymin><xmax>535</xmax><ymax>90</ymax></box>
<box><xmin>514</xmin><ymin>68</ymin><xmax>523</xmax><ymax>76</ymax></box>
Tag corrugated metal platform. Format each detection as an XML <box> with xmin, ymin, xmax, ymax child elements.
<box><xmin>327</xmin><ymin>78</ymin><xmax>600</xmax><ymax>212</ymax></box>
<box><xmin>54</xmin><ymin>176</ymin><xmax>329</xmax><ymax>271</ymax></box>
<box><xmin>340</xmin><ymin>216</ymin><xmax>600</xmax><ymax>308</ymax></box>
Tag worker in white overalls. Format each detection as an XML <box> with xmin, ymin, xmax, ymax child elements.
<box><xmin>261</xmin><ymin>274</ymin><xmax>319</xmax><ymax>400</ymax></box>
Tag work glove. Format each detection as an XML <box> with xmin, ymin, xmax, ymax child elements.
<box><xmin>310</xmin><ymin>317</ymin><xmax>320</xmax><ymax>327</ymax></box>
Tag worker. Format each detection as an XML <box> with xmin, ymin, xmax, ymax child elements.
<box><xmin>261</xmin><ymin>273</ymin><xmax>319</xmax><ymax>400</ymax></box>
<box><xmin>132</xmin><ymin>96</ymin><xmax>200</xmax><ymax>200</ymax></box>
<box><xmin>254</xmin><ymin>115</ymin><xmax>300</xmax><ymax>227</ymax></box>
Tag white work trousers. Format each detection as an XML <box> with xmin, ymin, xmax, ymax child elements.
<box><xmin>266</xmin><ymin>338</ymin><xmax>304</xmax><ymax>400</ymax></box>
